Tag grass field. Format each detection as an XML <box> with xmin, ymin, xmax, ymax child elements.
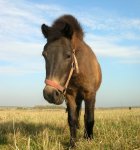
<box><xmin>0</xmin><ymin>107</ymin><xmax>139</xmax><ymax>150</ymax></box>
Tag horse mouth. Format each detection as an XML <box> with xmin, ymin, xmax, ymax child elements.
<box><xmin>43</xmin><ymin>90</ymin><xmax>64</xmax><ymax>105</ymax></box>
<box><xmin>53</xmin><ymin>98</ymin><xmax>64</xmax><ymax>105</ymax></box>
<box><xmin>46</xmin><ymin>97</ymin><xmax>64</xmax><ymax>105</ymax></box>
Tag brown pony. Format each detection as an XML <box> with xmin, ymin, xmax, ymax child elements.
<box><xmin>41</xmin><ymin>14</ymin><xmax>102</xmax><ymax>147</ymax></box>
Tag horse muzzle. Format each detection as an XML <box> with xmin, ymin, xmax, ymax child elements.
<box><xmin>43</xmin><ymin>87</ymin><xmax>64</xmax><ymax>105</ymax></box>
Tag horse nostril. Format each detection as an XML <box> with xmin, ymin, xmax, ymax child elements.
<box><xmin>53</xmin><ymin>90</ymin><xmax>60</xmax><ymax>99</ymax></box>
<box><xmin>55</xmin><ymin>91</ymin><xmax>59</xmax><ymax>96</ymax></box>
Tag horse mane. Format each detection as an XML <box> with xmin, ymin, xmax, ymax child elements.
<box><xmin>52</xmin><ymin>15</ymin><xmax>84</xmax><ymax>40</ymax></box>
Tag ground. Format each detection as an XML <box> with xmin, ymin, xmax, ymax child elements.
<box><xmin>0</xmin><ymin>107</ymin><xmax>139</xmax><ymax>150</ymax></box>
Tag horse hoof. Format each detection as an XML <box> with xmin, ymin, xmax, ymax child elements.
<box><xmin>70</xmin><ymin>139</ymin><xmax>76</xmax><ymax>148</ymax></box>
<box><xmin>84</xmin><ymin>133</ymin><xmax>93</xmax><ymax>140</ymax></box>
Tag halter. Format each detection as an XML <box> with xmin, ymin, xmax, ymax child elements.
<box><xmin>44</xmin><ymin>49</ymin><xmax>79</xmax><ymax>95</ymax></box>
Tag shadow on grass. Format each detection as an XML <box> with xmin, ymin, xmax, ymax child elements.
<box><xmin>0</xmin><ymin>121</ymin><xmax>67</xmax><ymax>145</ymax></box>
<box><xmin>0</xmin><ymin>121</ymin><xmax>94</xmax><ymax>149</ymax></box>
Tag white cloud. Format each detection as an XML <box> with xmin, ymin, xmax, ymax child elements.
<box><xmin>77</xmin><ymin>11</ymin><xmax>140</xmax><ymax>31</ymax></box>
<box><xmin>85</xmin><ymin>34</ymin><xmax>140</xmax><ymax>70</ymax></box>
<box><xmin>0</xmin><ymin>41</ymin><xmax>44</xmax><ymax>75</ymax></box>
<box><xmin>0</xmin><ymin>0</ymin><xmax>64</xmax><ymax>74</ymax></box>
<box><xmin>85</xmin><ymin>34</ymin><xmax>140</xmax><ymax>59</ymax></box>
<box><xmin>0</xmin><ymin>0</ymin><xmax>67</xmax><ymax>42</ymax></box>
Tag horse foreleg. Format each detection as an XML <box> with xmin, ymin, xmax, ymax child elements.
<box><xmin>67</xmin><ymin>95</ymin><xmax>77</xmax><ymax>147</ymax></box>
<box><xmin>84</xmin><ymin>95</ymin><xmax>95</xmax><ymax>139</ymax></box>
<box><xmin>76</xmin><ymin>99</ymin><xmax>82</xmax><ymax>129</ymax></box>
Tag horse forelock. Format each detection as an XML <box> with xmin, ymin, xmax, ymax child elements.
<box><xmin>52</xmin><ymin>15</ymin><xmax>84</xmax><ymax>41</ymax></box>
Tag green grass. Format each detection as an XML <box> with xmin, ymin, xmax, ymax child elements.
<box><xmin>0</xmin><ymin>108</ymin><xmax>139</xmax><ymax>150</ymax></box>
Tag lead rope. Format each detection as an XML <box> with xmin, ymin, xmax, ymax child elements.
<box><xmin>63</xmin><ymin>49</ymin><xmax>79</xmax><ymax>94</ymax></box>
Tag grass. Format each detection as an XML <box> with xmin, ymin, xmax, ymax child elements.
<box><xmin>0</xmin><ymin>108</ymin><xmax>139</xmax><ymax>150</ymax></box>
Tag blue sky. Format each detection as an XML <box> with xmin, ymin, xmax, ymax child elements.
<box><xmin>0</xmin><ymin>0</ymin><xmax>140</xmax><ymax>107</ymax></box>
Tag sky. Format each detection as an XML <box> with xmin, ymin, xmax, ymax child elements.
<box><xmin>0</xmin><ymin>0</ymin><xmax>140</xmax><ymax>107</ymax></box>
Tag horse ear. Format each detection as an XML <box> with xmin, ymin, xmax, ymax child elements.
<box><xmin>61</xmin><ymin>23</ymin><xmax>73</xmax><ymax>39</ymax></box>
<box><xmin>41</xmin><ymin>24</ymin><xmax>50</xmax><ymax>38</ymax></box>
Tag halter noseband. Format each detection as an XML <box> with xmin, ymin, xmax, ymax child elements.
<box><xmin>44</xmin><ymin>49</ymin><xmax>79</xmax><ymax>94</ymax></box>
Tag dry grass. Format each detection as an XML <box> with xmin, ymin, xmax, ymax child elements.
<box><xmin>0</xmin><ymin>108</ymin><xmax>140</xmax><ymax>150</ymax></box>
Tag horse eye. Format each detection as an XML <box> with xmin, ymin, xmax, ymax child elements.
<box><xmin>66</xmin><ymin>54</ymin><xmax>71</xmax><ymax>59</ymax></box>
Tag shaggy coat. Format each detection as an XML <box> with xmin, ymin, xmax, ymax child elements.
<box><xmin>41</xmin><ymin>15</ymin><xmax>102</xmax><ymax>147</ymax></box>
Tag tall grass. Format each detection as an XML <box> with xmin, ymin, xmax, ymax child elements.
<box><xmin>0</xmin><ymin>108</ymin><xmax>139</xmax><ymax>150</ymax></box>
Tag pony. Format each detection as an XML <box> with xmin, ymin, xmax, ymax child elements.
<box><xmin>41</xmin><ymin>14</ymin><xmax>102</xmax><ymax>147</ymax></box>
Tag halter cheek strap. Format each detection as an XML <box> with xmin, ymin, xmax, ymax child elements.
<box><xmin>45</xmin><ymin>49</ymin><xmax>79</xmax><ymax>94</ymax></box>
